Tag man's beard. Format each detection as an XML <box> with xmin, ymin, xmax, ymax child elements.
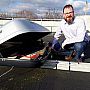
<box><xmin>65</xmin><ymin>16</ymin><xmax>74</xmax><ymax>24</ymax></box>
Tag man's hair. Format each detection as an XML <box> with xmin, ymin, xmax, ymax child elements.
<box><xmin>63</xmin><ymin>4</ymin><xmax>74</xmax><ymax>13</ymax></box>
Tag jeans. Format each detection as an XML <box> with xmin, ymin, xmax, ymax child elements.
<box><xmin>73</xmin><ymin>41</ymin><xmax>87</xmax><ymax>60</ymax></box>
<box><xmin>53</xmin><ymin>40</ymin><xmax>88</xmax><ymax>60</ymax></box>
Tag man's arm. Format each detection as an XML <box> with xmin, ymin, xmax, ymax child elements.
<box><xmin>52</xmin><ymin>27</ymin><xmax>62</xmax><ymax>48</ymax></box>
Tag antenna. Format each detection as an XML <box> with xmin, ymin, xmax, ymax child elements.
<box><xmin>84</xmin><ymin>0</ymin><xmax>88</xmax><ymax>15</ymax></box>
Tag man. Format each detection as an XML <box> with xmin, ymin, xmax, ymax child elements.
<box><xmin>52</xmin><ymin>4</ymin><xmax>89</xmax><ymax>62</ymax></box>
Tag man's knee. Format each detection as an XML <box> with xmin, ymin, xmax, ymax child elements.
<box><xmin>54</xmin><ymin>42</ymin><xmax>61</xmax><ymax>51</ymax></box>
<box><xmin>74</xmin><ymin>42</ymin><xmax>86</xmax><ymax>51</ymax></box>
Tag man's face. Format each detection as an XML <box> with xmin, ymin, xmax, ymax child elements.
<box><xmin>63</xmin><ymin>7</ymin><xmax>74</xmax><ymax>24</ymax></box>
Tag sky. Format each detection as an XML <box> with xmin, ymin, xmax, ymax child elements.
<box><xmin>0</xmin><ymin>0</ymin><xmax>90</xmax><ymax>16</ymax></box>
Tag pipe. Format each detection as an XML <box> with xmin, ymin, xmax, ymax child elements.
<box><xmin>0</xmin><ymin>58</ymin><xmax>45</xmax><ymax>68</ymax></box>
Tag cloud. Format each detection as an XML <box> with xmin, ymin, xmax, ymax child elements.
<box><xmin>66</xmin><ymin>0</ymin><xmax>74</xmax><ymax>5</ymax></box>
<box><xmin>7</xmin><ymin>0</ymin><xmax>65</xmax><ymax>14</ymax></box>
<box><xmin>73</xmin><ymin>1</ymin><xmax>85</xmax><ymax>8</ymax></box>
<box><xmin>66</xmin><ymin>0</ymin><xmax>90</xmax><ymax>15</ymax></box>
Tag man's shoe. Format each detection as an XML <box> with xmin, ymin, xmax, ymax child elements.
<box><xmin>65</xmin><ymin>51</ymin><xmax>76</xmax><ymax>61</ymax></box>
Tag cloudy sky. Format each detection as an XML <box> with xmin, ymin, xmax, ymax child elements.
<box><xmin>0</xmin><ymin>0</ymin><xmax>90</xmax><ymax>15</ymax></box>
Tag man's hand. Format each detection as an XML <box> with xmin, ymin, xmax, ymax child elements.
<box><xmin>62</xmin><ymin>39</ymin><xmax>70</xmax><ymax>49</ymax></box>
<box><xmin>62</xmin><ymin>43</ymin><xmax>65</xmax><ymax>49</ymax></box>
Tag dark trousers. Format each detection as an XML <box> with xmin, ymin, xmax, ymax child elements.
<box><xmin>53</xmin><ymin>41</ymin><xmax>88</xmax><ymax>60</ymax></box>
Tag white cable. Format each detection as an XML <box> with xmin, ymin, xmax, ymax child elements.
<box><xmin>0</xmin><ymin>66</ymin><xmax>14</xmax><ymax>78</ymax></box>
